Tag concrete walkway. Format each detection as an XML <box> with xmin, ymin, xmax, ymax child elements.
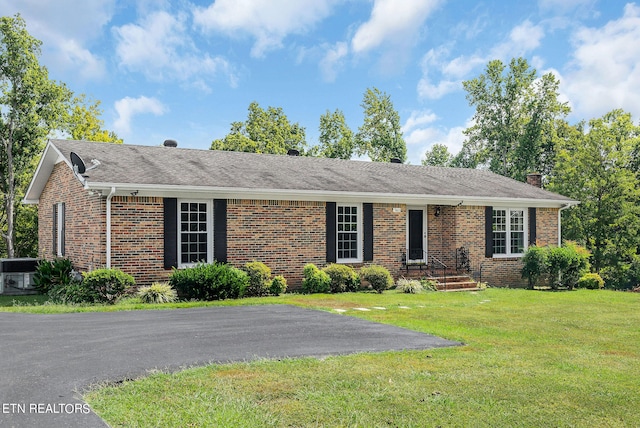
<box><xmin>0</xmin><ymin>305</ymin><xmax>460</xmax><ymax>427</ymax></box>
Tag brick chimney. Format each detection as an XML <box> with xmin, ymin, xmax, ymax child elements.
<box><xmin>526</xmin><ymin>172</ymin><xmax>542</xmax><ymax>188</ymax></box>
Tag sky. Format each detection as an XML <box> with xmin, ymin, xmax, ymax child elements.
<box><xmin>2</xmin><ymin>0</ymin><xmax>640</xmax><ymax>164</ymax></box>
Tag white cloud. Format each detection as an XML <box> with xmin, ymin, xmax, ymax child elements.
<box><xmin>563</xmin><ymin>3</ymin><xmax>640</xmax><ymax>120</ymax></box>
<box><xmin>114</xmin><ymin>96</ymin><xmax>167</xmax><ymax>135</ymax></box>
<box><xmin>0</xmin><ymin>0</ymin><xmax>113</xmax><ymax>80</ymax></box>
<box><xmin>538</xmin><ymin>0</ymin><xmax>595</xmax><ymax>14</ymax></box>
<box><xmin>402</xmin><ymin>110</ymin><xmax>438</xmax><ymax>134</ymax></box>
<box><xmin>319</xmin><ymin>42</ymin><xmax>349</xmax><ymax>82</ymax></box>
<box><xmin>193</xmin><ymin>0</ymin><xmax>338</xmax><ymax>58</ymax></box>
<box><xmin>113</xmin><ymin>11</ymin><xmax>235</xmax><ymax>90</ymax></box>
<box><xmin>351</xmin><ymin>0</ymin><xmax>442</xmax><ymax>54</ymax></box>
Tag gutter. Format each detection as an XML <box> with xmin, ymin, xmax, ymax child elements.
<box><xmin>106</xmin><ymin>187</ymin><xmax>116</xmax><ymax>268</ymax></box>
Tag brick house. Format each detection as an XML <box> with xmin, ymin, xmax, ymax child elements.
<box><xmin>24</xmin><ymin>139</ymin><xmax>578</xmax><ymax>288</ymax></box>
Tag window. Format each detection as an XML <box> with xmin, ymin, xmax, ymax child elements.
<box><xmin>53</xmin><ymin>202</ymin><xmax>65</xmax><ymax>257</ymax></box>
<box><xmin>492</xmin><ymin>208</ymin><xmax>526</xmax><ymax>256</ymax></box>
<box><xmin>337</xmin><ymin>204</ymin><xmax>362</xmax><ymax>262</ymax></box>
<box><xmin>179</xmin><ymin>201</ymin><xmax>212</xmax><ymax>266</ymax></box>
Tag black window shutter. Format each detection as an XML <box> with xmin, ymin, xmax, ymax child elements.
<box><xmin>326</xmin><ymin>202</ymin><xmax>336</xmax><ymax>263</ymax></box>
<box><xmin>60</xmin><ymin>203</ymin><xmax>65</xmax><ymax>257</ymax></box>
<box><xmin>163</xmin><ymin>198</ymin><xmax>178</xmax><ymax>269</ymax></box>
<box><xmin>52</xmin><ymin>204</ymin><xmax>57</xmax><ymax>256</ymax></box>
<box><xmin>485</xmin><ymin>206</ymin><xmax>493</xmax><ymax>258</ymax></box>
<box><xmin>529</xmin><ymin>207</ymin><xmax>537</xmax><ymax>246</ymax></box>
<box><xmin>363</xmin><ymin>203</ymin><xmax>374</xmax><ymax>261</ymax></box>
<box><xmin>214</xmin><ymin>199</ymin><xmax>227</xmax><ymax>263</ymax></box>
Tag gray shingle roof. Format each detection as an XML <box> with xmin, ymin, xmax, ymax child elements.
<box><xmin>40</xmin><ymin>139</ymin><xmax>575</xmax><ymax>204</ymax></box>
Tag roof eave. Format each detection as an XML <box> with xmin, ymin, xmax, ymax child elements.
<box><xmin>83</xmin><ymin>181</ymin><xmax>577</xmax><ymax>208</ymax></box>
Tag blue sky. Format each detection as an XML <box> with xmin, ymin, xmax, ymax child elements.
<box><xmin>2</xmin><ymin>0</ymin><xmax>639</xmax><ymax>164</ymax></box>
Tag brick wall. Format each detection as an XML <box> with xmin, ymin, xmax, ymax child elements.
<box><xmin>372</xmin><ymin>203</ymin><xmax>406</xmax><ymax>278</ymax></box>
<box><xmin>38</xmin><ymin>163</ymin><xmax>105</xmax><ymax>271</ymax></box>
<box><xmin>110</xmin><ymin>196</ymin><xmax>168</xmax><ymax>286</ymax></box>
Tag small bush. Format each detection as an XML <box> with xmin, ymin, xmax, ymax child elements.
<box><xmin>360</xmin><ymin>265</ymin><xmax>394</xmax><ymax>293</ymax></box>
<box><xmin>270</xmin><ymin>275</ymin><xmax>287</xmax><ymax>296</ymax></box>
<box><xmin>521</xmin><ymin>245</ymin><xmax>547</xmax><ymax>289</ymax></box>
<box><xmin>82</xmin><ymin>268</ymin><xmax>135</xmax><ymax>304</ymax></box>
<box><xmin>244</xmin><ymin>261</ymin><xmax>272</xmax><ymax>297</ymax></box>
<box><xmin>33</xmin><ymin>258</ymin><xmax>74</xmax><ymax>294</ymax></box>
<box><xmin>48</xmin><ymin>280</ymin><xmax>95</xmax><ymax>304</ymax></box>
<box><xmin>396</xmin><ymin>278</ymin><xmax>423</xmax><ymax>294</ymax></box>
<box><xmin>577</xmin><ymin>273</ymin><xmax>605</xmax><ymax>290</ymax></box>
<box><xmin>169</xmin><ymin>262</ymin><xmax>248</xmax><ymax>300</ymax></box>
<box><xmin>322</xmin><ymin>264</ymin><xmax>360</xmax><ymax>293</ymax></box>
<box><xmin>420</xmin><ymin>278</ymin><xmax>439</xmax><ymax>292</ymax></box>
<box><xmin>138</xmin><ymin>283</ymin><xmax>178</xmax><ymax>303</ymax></box>
<box><xmin>301</xmin><ymin>263</ymin><xmax>331</xmax><ymax>294</ymax></box>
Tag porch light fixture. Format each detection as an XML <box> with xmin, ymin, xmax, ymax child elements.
<box><xmin>434</xmin><ymin>206</ymin><xmax>441</xmax><ymax>217</ymax></box>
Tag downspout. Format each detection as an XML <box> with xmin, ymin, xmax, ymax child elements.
<box><xmin>558</xmin><ymin>203</ymin><xmax>573</xmax><ymax>246</ymax></box>
<box><xmin>106</xmin><ymin>187</ymin><xmax>116</xmax><ymax>268</ymax></box>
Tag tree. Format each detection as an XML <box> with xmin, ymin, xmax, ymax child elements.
<box><xmin>422</xmin><ymin>143</ymin><xmax>452</xmax><ymax>167</ymax></box>
<box><xmin>65</xmin><ymin>95</ymin><xmax>123</xmax><ymax>143</ymax></box>
<box><xmin>1</xmin><ymin>15</ymin><xmax>72</xmax><ymax>257</ymax></box>
<box><xmin>355</xmin><ymin>87</ymin><xmax>407</xmax><ymax>162</ymax></box>
<box><xmin>311</xmin><ymin>109</ymin><xmax>354</xmax><ymax>159</ymax></box>
<box><xmin>456</xmin><ymin>57</ymin><xmax>569</xmax><ymax>181</ymax></box>
<box><xmin>548</xmin><ymin>110</ymin><xmax>640</xmax><ymax>286</ymax></box>
<box><xmin>211</xmin><ymin>101</ymin><xmax>306</xmax><ymax>154</ymax></box>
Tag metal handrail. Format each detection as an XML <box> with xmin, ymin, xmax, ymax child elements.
<box><xmin>430</xmin><ymin>256</ymin><xmax>448</xmax><ymax>289</ymax></box>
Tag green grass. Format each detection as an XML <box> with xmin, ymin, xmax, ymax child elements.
<box><xmin>76</xmin><ymin>289</ymin><xmax>640</xmax><ymax>427</ymax></box>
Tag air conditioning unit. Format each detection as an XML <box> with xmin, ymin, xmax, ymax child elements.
<box><xmin>0</xmin><ymin>258</ymin><xmax>39</xmax><ymax>295</ymax></box>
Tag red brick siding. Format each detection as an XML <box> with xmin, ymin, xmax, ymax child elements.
<box><xmin>38</xmin><ymin>163</ymin><xmax>105</xmax><ymax>271</ymax></box>
<box><xmin>372</xmin><ymin>204</ymin><xmax>406</xmax><ymax>278</ymax></box>
<box><xmin>110</xmin><ymin>196</ymin><xmax>168</xmax><ymax>286</ymax></box>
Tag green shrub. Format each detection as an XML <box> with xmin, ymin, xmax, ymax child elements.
<box><xmin>270</xmin><ymin>275</ymin><xmax>287</xmax><ymax>296</ymax></box>
<box><xmin>82</xmin><ymin>268</ymin><xmax>135</xmax><ymax>304</ymax></box>
<box><xmin>301</xmin><ymin>263</ymin><xmax>331</xmax><ymax>294</ymax></box>
<box><xmin>546</xmin><ymin>242</ymin><xmax>590</xmax><ymax>290</ymax></box>
<box><xmin>138</xmin><ymin>283</ymin><xmax>178</xmax><ymax>303</ymax></box>
<box><xmin>33</xmin><ymin>258</ymin><xmax>74</xmax><ymax>294</ymax></box>
<box><xmin>322</xmin><ymin>264</ymin><xmax>360</xmax><ymax>293</ymax></box>
<box><xmin>169</xmin><ymin>262</ymin><xmax>248</xmax><ymax>300</ymax></box>
<box><xmin>521</xmin><ymin>245</ymin><xmax>547</xmax><ymax>289</ymax></box>
<box><xmin>243</xmin><ymin>261</ymin><xmax>272</xmax><ymax>297</ymax></box>
<box><xmin>48</xmin><ymin>280</ymin><xmax>95</xmax><ymax>305</ymax></box>
<box><xmin>360</xmin><ymin>265</ymin><xmax>394</xmax><ymax>293</ymax></box>
<box><xmin>420</xmin><ymin>278</ymin><xmax>439</xmax><ymax>292</ymax></box>
<box><xmin>396</xmin><ymin>278</ymin><xmax>423</xmax><ymax>294</ymax></box>
<box><xmin>577</xmin><ymin>273</ymin><xmax>605</xmax><ymax>290</ymax></box>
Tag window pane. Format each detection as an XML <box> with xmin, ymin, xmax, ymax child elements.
<box><xmin>179</xmin><ymin>201</ymin><xmax>209</xmax><ymax>264</ymax></box>
<box><xmin>337</xmin><ymin>205</ymin><xmax>359</xmax><ymax>260</ymax></box>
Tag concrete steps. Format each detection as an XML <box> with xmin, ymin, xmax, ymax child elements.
<box><xmin>399</xmin><ymin>268</ymin><xmax>479</xmax><ymax>291</ymax></box>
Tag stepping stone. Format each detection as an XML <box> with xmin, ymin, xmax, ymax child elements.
<box><xmin>334</xmin><ymin>308</ymin><xmax>347</xmax><ymax>313</ymax></box>
<box><xmin>353</xmin><ymin>307</ymin><xmax>371</xmax><ymax>311</ymax></box>
<box><xmin>398</xmin><ymin>306</ymin><xmax>411</xmax><ymax>309</ymax></box>
<box><xmin>372</xmin><ymin>306</ymin><xmax>387</xmax><ymax>310</ymax></box>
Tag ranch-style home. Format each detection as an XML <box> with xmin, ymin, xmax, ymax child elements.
<box><xmin>24</xmin><ymin>139</ymin><xmax>578</xmax><ymax>288</ymax></box>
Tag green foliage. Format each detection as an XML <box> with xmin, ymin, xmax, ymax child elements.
<box><xmin>322</xmin><ymin>264</ymin><xmax>360</xmax><ymax>293</ymax></box>
<box><xmin>301</xmin><ymin>263</ymin><xmax>331</xmax><ymax>294</ymax></box>
<box><xmin>64</xmin><ymin>95</ymin><xmax>123</xmax><ymax>143</ymax></box>
<box><xmin>396</xmin><ymin>278</ymin><xmax>423</xmax><ymax>294</ymax></box>
<box><xmin>601</xmin><ymin>256</ymin><xmax>640</xmax><ymax>290</ymax></box>
<box><xmin>169</xmin><ymin>262</ymin><xmax>248</xmax><ymax>301</ymax></box>
<box><xmin>548</xmin><ymin>110</ymin><xmax>640</xmax><ymax>283</ymax></box>
<box><xmin>577</xmin><ymin>273</ymin><xmax>605</xmax><ymax>290</ymax></box>
<box><xmin>269</xmin><ymin>275</ymin><xmax>287</xmax><ymax>296</ymax></box>
<box><xmin>455</xmin><ymin>57</ymin><xmax>569</xmax><ymax>180</ymax></box>
<box><xmin>360</xmin><ymin>264</ymin><xmax>394</xmax><ymax>293</ymax></box>
<box><xmin>355</xmin><ymin>87</ymin><xmax>407</xmax><ymax>162</ymax></box>
<box><xmin>311</xmin><ymin>109</ymin><xmax>354</xmax><ymax>159</ymax></box>
<box><xmin>48</xmin><ymin>280</ymin><xmax>96</xmax><ymax>305</ymax></box>
<box><xmin>33</xmin><ymin>258</ymin><xmax>74</xmax><ymax>294</ymax></box>
<box><xmin>1</xmin><ymin>14</ymin><xmax>73</xmax><ymax>257</ymax></box>
<box><xmin>137</xmin><ymin>283</ymin><xmax>178</xmax><ymax>304</ymax></box>
<box><xmin>521</xmin><ymin>245</ymin><xmax>548</xmax><ymax>289</ymax></box>
<box><xmin>546</xmin><ymin>243</ymin><xmax>590</xmax><ymax>290</ymax></box>
<box><xmin>422</xmin><ymin>144</ymin><xmax>453</xmax><ymax>167</ymax></box>
<box><xmin>243</xmin><ymin>261</ymin><xmax>272</xmax><ymax>297</ymax></box>
<box><xmin>210</xmin><ymin>101</ymin><xmax>306</xmax><ymax>154</ymax></box>
<box><xmin>81</xmin><ymin>268</ymin><xmax>135</xmax><ymax>304</ymax></box>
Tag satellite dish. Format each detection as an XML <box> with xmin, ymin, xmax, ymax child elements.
<box><xmin>70</xmin><ymin>152</ymin><xmax>86</xmax><ymax>174</ymax></box>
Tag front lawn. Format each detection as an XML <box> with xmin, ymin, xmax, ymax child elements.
<box><xmin>76</xmin><ymin>289</ymin><xmax>640</xmax><ymax>427</ymax></box>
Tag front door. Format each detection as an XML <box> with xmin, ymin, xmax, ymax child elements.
<box><xmin>408</xmin><ymin>209</ymin><xmax>425</xmax><ymax>262</ymax></box>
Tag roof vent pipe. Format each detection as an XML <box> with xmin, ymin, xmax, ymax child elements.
<box><xmin>163</xmin><ymin>139</ymin><xmax>178</xmax><ymax>148</ymax></box>
<box><xmin>287</xmin><ymin>149</ymin><xmax>300</xmax><ymax>156</ymax></box>
<box><xmin>390</xmin><ymin>158</ymin><xmax>402</xmax><ymax>164</ymax></box>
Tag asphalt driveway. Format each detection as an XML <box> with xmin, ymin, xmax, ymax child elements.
<box><xmin>0</xmin><ymin>305</ymin><xmax>460</xmax><ymax>427</ymax></box>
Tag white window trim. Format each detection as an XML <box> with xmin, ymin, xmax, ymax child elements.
<box><xmin>337</xmin><ymin>202</ymin><xmax>363</xmax><ymax>264</ymax></box>
<box><xmin>177</xmin><ymin>199</ymin><xmax>213</xmax><ymax>268</ymax></box>
<box><xmin>493</xmin><ymin>207</ymin><xmax>528</xmax><ymax>258</ymax></box>
<box><xmin>56</xmin><ymin>202</ymin><xmax>64</xmax><ymax>257</ymax></box>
